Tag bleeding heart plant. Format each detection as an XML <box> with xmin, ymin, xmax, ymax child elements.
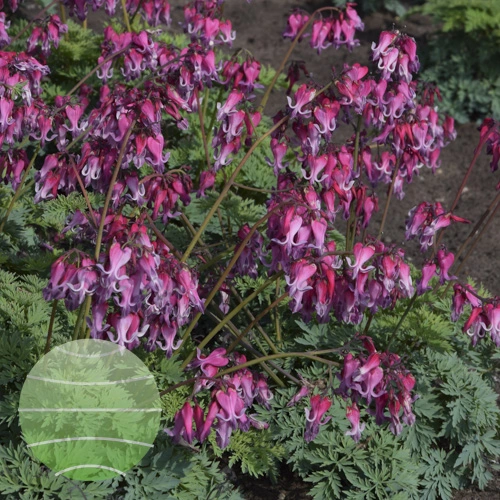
<box><xmin>2</xmin><ymin>0</ymin><xmax>500</xmax><ymax>454</ymax></box>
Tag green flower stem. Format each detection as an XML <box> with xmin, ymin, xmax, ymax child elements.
<box><xmin>363</xmin><ymin>312</ymin><xmax>373</xmax><ymax>335</ymax></box>
<box><xmin>455</xmin><ymin>189</ymin><xmax>500</xmax><ymax>265</ymax></box>
<box><xmin>274</xmin><ymin>273</ymin><xmax>282</xmax><ymax>345</ymax></box>
<box><xmin>345</xmin><ymin>115</ymin><xmax>363</xmax><ymax>250</ymax></box>
<box><xmin>206</xmin><ymin>86</ymin><xmax>225</xmax><ymax>143</ymax></box>
<box><xmin>180</xmin><ymin>115</ymin><xmax>289</xmax><ymax>264</ymax></box>
<box><xmin>179</xmin><ymin>209</ymin><xmax>276</xmax><ymax>355</ymax></box>
<box><xmin>67</xmin><ymin>155</ymin><xmax>98</xmax><ymax>229</ymax></box>
<box><xmin>196</xmin><ymin>248</ymin><xmax>233</xmax><ymax>272</ymax></box>
<box><xmin>387</xmin><ymin>292</ymin><xmax>418</xmax><ymax>350</ymax></box>
<box><xmin>216</xmin><ymin>207</ymin><xmax>228</xmax><ymax>244</ymax></box>
<box><xmin>161</xmin><ymin>350</ymin><xmax>339</xmax><ymax>397</ymax></box>
<box><xmin>258</xmin><ymin>6</ymin><xmax>340</xmax><ymax>114</ymax></box>
<box><xmin>215</xmin><ymin>351</ymin><xmax>338</xmax><ymax>379</ymax></box>
<box><xmin>145</xmin><ymin>212</ymin><xmax>183</xmax><ymax>260</ymax></box>
<box><xmin>43</xmin><ymin>301</ymin><xmax>58</xmax><ymax>355</ymax></box>
<box><xmin>205</xmin><ymin>308</ymin><xmax>284</xmax><ymax>387</ymax></box>
<box><xmin>196</xmin><ymin>89</ymin><xmax>212</xmax><ymax>173</ymax></box>
<box><xmin>377</xmin><ymin>159</ymin><xmax>399</xmax><ymax>241</ymax></box>
<box><xmin>0</xmin><ymin>147</ymin><xmax>39</xmax><ymax>235</ymax></box>
<box><xmin>180</xmin><ymin>272</ymin><xmax>283</xmax><ymax>369</ymax></box>
<box><xmin>441</xmin><ymin>189</ymin><xmax>500</xmax><ymax>296</ymax></box>
<box><xmin>210</xmin><ymin>313</ymin><xmax>289</xmax><ymax>387</ymax></box>
<box><xmin>72</xmin><ymin>299</ymin><xmax>87</xmax><ymax>340</ymax></box>
<box><xmin>120</xmin><ymin>0</ymin><xmax>132</xmax><ymax>32</ymax></box>
<box><xmin>233</xmin><ymin>182</ymin><xmax>292</xmax><ymax>194</ymax></box>
<box><xmin>72</xmin><ymin>122</ymin><xmax>136</xmax><ymax>341</ymax></box>
<box><xmin>130</xmin><ymin>0</ymin><xmax>145</xmax><ymax>24</ymax></box>
<box><xmin>59</xmin><ymin>3</ymin><xmax>67</xmax><ymax>25</ymax></box>
<box><xmin>177</xmin><ymin>203</ymin><xmax>286</xmax><ymax>357</ymax></box>
<box><xmin>227</xmin><ymin>292</ymin><xmax>289</xmax><ymax>354</ymax></box>
<box><xmin>94</xmin><ymin>121</ymin><xmax>135</xmax><ymax>260</ymax></box>
<box><xmin>228</xmin><ymin>283</ymin><xmax>280</xmax><ymax>354</ymax></box>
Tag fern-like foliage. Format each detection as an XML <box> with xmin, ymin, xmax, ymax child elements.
<box><xmin>411</xmin><ymin>0</ymin><xmax>500</xmax><ymax>122</ymax></box>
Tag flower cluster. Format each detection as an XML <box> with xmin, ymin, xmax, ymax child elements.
<box><xmin>250</xmin><ymin>25</ymin><xmax>457</xmax><ymax>330</ymax></box>
<box><xmin>285</xmin><ymin>336</ymin><xmax>417</xmax><ymax>442</ymax></box>
<box><xmin>183</xmin><ymin>0</ymin><xmax>235</xmax><ymax>47</ymax></box>
<box><xmin>405</xmin><ymin>201</ymin><xmax>469</xmax><ymax>252</ymax></box>
<box><xmin>61</xmin><ymin>0</ymin><xmax>171</xmax><ymax>22</ymax></box>
<box><xmin>452</xmin><ymin>284</ymin><xmax>500</xmax><ymax>347</ymax></box>
<box><xmin>283</xmin><ymin>3</ymin><xmax>364</xmax><ymax>53</ymax></box>
<box><xmin>303</xmin><ymin>394</ymin><xmax>332</xmax><ymax>442</ymax></box>
<box><xmin>371</xmin><ymin>30</ymin><xmax>420</xmax><ymax>82</ymax></box>
<box><xmin>128</xmin><ymin>0</ymin><xmax>171</xmax><ymax>27</ymax></box>
<box><xmin>0</xmin><ymin>12</ymin><xmax>10</xmax><ymax>48</ymax></box>
<box><xmin>167</xmin><ymin>348</ymin><xmax>271</xmax><ymax>448</ymax></box>
<box><xmin>44</xmin><ymin>215</ymin><xmax>204</xmax><ymax>356</ymax></box>
<box><xmin>0</xmin><ymin>50</ymin><xmax>50</xmax><ymax>187</ymax></box>
<box><xmin>264</xmin><ymin>183</ymin><xmax>414</xmax><ymax>324</ymax></box>
<box><xmin>212</xmin><ymin>89</ymin><xmax>261</xmax><ymax>170</ymax></box>
<box><xmin>26</xmin><ymin>15</ymin><xmax>68</xmax><ymax>60</ymax></box>
<box><xmin>6</xmin><ymin>0</ymin><xmax>496</xmax><ymax>456</ymax></box>
<box><xmin>338</xmin><ymin>337</ymin><xmax>417</xmax><ymax>439</ymax></box>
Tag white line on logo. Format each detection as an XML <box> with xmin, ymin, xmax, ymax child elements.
<box><xmin>55</xmin><ymin>346</ymin><xmax>125</xmax><ymax>358</ymax></box>
<box><xmin>18</xmin><ymin>408</ymin><xmax>161</xmax><ymax>412</ymax></box>
<box><xmin>55</xmin><ymin>464</ymin><xmax>126</xmax><ymax>476</ymax></box>
<box><xmin>26</xmin><ymin>375</ymin><xmax>154</xmax><ymax>385</ymax></box>
<box><xmin>28</xmin><ymin>437</ymin><xmax>153</xmax><ymax>448</ymax></box>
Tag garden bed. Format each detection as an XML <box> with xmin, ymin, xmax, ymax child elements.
<box><xmin>2</xmin><ymin>1</ymin><xmax>500</xmax><ymax>499</ymax></box>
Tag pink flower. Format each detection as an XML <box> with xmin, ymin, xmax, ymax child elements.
<box><xmin>283</xmin><ymin>12</ymin><xmax>309</xmax><ymax>40</ymax></box>
<box><xmin>287</xmin><ymin>84</ymin><xmax>316</xmax><ymax>118</ymax></box>
<box><xmin>353</xmin><ymin>353</ymin><xmax>385</xmax><ymax>403</ymax></box>
<box><xmin>197</xmin><ymin>170</ymin><xmax>215</xmax><ymax>198</ymax></box>
<box><xmin>451</xmin><ymin>284</ymin><xmax>481</xmax><ymax>322</ymax></box>
<box><xmin>436</xmin><ymin>248</ymin><xmax>456</xmax><ymax>284</ymax></box>
<box><xmin>311</xmin><ymin>18</ymin><xmax>333</xmax><ymax>53</ymax></box>
<box><xmin>347</xmin><ymin>243</ymin><xmax>375</xmax><ymax>280</ymax></box>
<box><xmin>371</xmin><ymin>31</ymin><xmax>398</xmax><ymax>61</ymax></box>
<box><xmin>304</xmin><ymin>395</ymin><xmax>332</xmax><ymax>442</ymax></box>
<box><xmin>266</xmin><ymin>138</ymin><xmax>289</xmax><ymax>174</ymax></box>
<box><xmin>97</xmin><ymin>242</ymin><xmax>132</xmax><ymax>284</ymax></box>
<box><xmin>215</xmin><ymin>388</ymin><xmax>247</xmax><ymax>447</ymax></box>
<box><xmin>417</xmin><ymin>262</ymin><xmax>437</xmax><ymax>295</ymax></box>
<box><xmin>313</xmin><ymin>98</ymin><xmax>340</xmax><ymax>136</ymax></box>
<box><xmin>345</xmin><ymin>403</ymin><xmax>365</xmax><ymax>442</ymax></box>
<box><xmin>285</xmin><ymin>259</ymin><xmax>317</xmax><ymax>313</ymax></box>
<box><xmin>484</xmin><ymin>304</ymin><xmax>500</xmax><ymax>347</ymax></box>
<box><xmin>287</xmin><ymin>386</ymin><xmax>310</xmax><ymax>407</ymax></box>
<box><xmin>194</xmin><ymin>400</ymin><xmax>219</xmax><ymax>443</ymax></box>
<box><xmin>216</xmin><ymin>89</ymin><xmax>244</xmax><ymax>121</ymax></box>
<box><xmin>188</xmin><ymin>347</ymin><xmax>229</xmax><ymax>377</ymax></box>
<box><xmin>107</xmin><ymin>312</ymin><xmax>148</xmax><ymax>345</ymax></box>
<box><xmin>167</xmin><ymin>402</ymin><xmax>195</xmax><ymax>444</ymax></box>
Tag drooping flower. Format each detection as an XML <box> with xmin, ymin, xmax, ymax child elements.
<box><xmin>304</xmin><ymin>395</ymin><xmax>332</xmax><ymax>442</ymax></box>
<box><xmin>345</xmin><ymin>403</ymin><xmax>365</xmax><ymax>442</ymax></box>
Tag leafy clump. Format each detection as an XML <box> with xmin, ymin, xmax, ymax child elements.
<box><xmin>414</xmin><ymin>0</ymin><xmax>500</xmax><ymax>122</ymax></box>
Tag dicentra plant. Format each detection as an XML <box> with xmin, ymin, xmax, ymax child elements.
<box><xmin>1</xmin><ymin>1</ymin><xmax>500</xmax><ymax>498</ymax></box>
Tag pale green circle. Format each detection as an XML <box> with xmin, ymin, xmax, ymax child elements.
<box><xmin>19</xmin><ymin>339</ymin><xmax>161</xmax><ymax>481</ymax></box>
